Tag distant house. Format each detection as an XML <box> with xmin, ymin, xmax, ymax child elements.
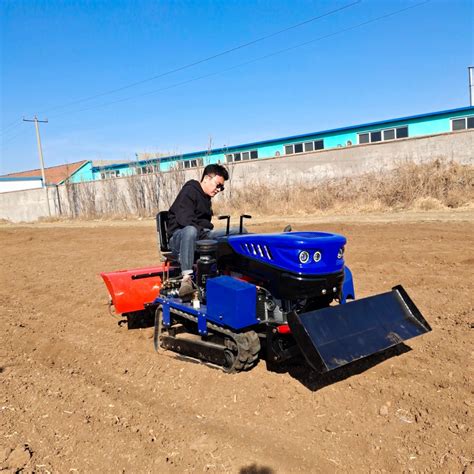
<box><xmin>0</xmin><ymin>160</ymin><xmax>92</xmax><ymax>193</ymax></box>
<box><xmin>0</xmin><ymin>159</ymin><xmax>136</xmax><ymax>192</ymax></box>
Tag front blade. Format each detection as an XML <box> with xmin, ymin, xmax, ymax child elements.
<box><xmin>287</xmin><ymin>285</ymin><xmax>431</xmax><ymax>373</ymax></box>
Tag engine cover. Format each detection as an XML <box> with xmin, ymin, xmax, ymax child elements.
<box><xmin>206</xmin><ymin>276</ymin><xmax>258</xmax><ymax>330</ymax></box>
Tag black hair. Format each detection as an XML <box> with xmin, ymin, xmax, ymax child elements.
<box><xmin>201</xmin><ymin>164</ymin><xmax>229</xmax><ymax>181</ymax></box>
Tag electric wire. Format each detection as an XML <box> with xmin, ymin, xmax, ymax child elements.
<box><xmin>1</xmin><ymin>128</ymin><xmax>30</xmax><ymax>149</ymax></box>
<box><xmin>1</xmin><ymin>0</ymin><xmax>430</xmax><ymax>150</ymax></box>
<box><xmin>0</xmin><ymin>119</ymin><xmax>23</xmax><ymax>136</ymax></box>
<box><xmin>35</xmin><ymin>1</ymin><xmax>361</xmax><ymax>116</ymax></box>
<box><xmin>48</xmin><ymin>0</ymin><xmax>431</xmax><ymax>120</ymax></box>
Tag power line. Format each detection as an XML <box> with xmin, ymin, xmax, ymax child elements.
<box><xmin>0</xmin><ymin>118</ymin><xmax>23</xmax><ymax>136</ymax></box>
<box><xmin>1</xmin><ymin>129</ymin><xmax>29</xmax><ymax>149</ymax></box>
<box><xmin>2</xmin><ymin>0</ymin><xmax>431</xmax><ymax>149</ymax></box>
<box><xmin>37</xmin><ymin>1</ymin><xmax>361</xmax><ymax>115</ymax></box>
<box><xmin>48</xmin><ymin>0</ymin><xmax>431</xmax><ymax>119</ymax></box>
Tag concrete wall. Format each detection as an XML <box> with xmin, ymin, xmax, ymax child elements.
<box><xmin>1</xmin><ymin>130</ymin><xmax>472</xmax><ymax>223</ymax></box>
<box><xmin>226</xmin><ymin>129</ymin><xmax>474</xmax><ymax>186</ymax></box>
<box><xmin>0</xmin><ymin>186</ymin><xmax>61</xmax><ymax>222</ymax></box>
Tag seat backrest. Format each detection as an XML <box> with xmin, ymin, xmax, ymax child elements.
<box><xmin>156</xmin><ymin>211</ymin><xmax>170</xmax><ymax>252</ymax></box>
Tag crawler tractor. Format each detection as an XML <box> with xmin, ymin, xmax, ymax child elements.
<box><xmin>101</xmin><ymin>213</ymin><xmax>431</xmax><ymax>373</ymax></box>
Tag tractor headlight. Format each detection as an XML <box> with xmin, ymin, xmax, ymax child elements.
<box><xmin>337</xmin><ymin>247</ymin><xmax>345</xmax><ymax>259</ymax></box>
<box><xmin>313</xmin><ymin>251</ymin><xmax>322</xmax><ymax>262</ymax></box>
<box><xmin>298</xmin><ymin>251</ymin><xmax>310</xmax><ymax>264</ymax></box>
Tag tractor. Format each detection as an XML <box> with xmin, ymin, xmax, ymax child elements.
<box><xmin>101</xmin><ymin>213</ymin><xmax>431</xmax><ymax>373</ymax></box>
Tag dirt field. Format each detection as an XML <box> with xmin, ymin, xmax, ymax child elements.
<box><xmin>1</xmin><ymin>211</ymin><xmax>473</xmax><ymax>473</ymax></box>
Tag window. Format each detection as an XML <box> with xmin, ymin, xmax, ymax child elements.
<box><xmin>294</xmin><ymin>143</ymin><xmax>303</xmax><ymax>153</ymax></box>
<box><xmin>173</xmin><ymin>158</ymin><xmax>203</xmax><ymax>170</ymax></box>
<box><xmin>452</xmin><ymin>118</ymin><xmax>465</xmax><ymax>131</ymax></box>
<box><xmin>100</xmin><ymin>170</ymin><xmax>120</xmax><ymax>179</ymax></box>
<box><xmin>136</xmin><ymin>164</ymin><xmax>157</xmax><ymax>175</ymax></box>
<box><xmin>358</xmin><ymin>126</ymin><xmax>409</xmax><ymax>144</ymax></box>
<box><xmin>371</xmin><ymin>131</ymin><xmax>382</xmax><ymax>142</ymax></box>
<box><xmin>396</xmin><ymin>126</ymin><xmax>408</xmax><ymax>138</ymax></box>
<box><xmin>225</xmin><ymin>150</ymin><xmax>258</xmax><ymax>163</ymax></box>
<box><xmin>284</xmin><ymin>139</ymin><xmax>324</xmax><ymax>155</ymax></box>
<box><xmin>182</xmin><ymin>158</ymin><xmax>203</xmax><ymax>169</ymax></box>
<box><xmin>451</xmin><ymin>117</ymin><xmax>474</xmax><ymax>131</ymax></box>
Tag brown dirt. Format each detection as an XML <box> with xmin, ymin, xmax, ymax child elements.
<box><xmin>1</xmin><ymin>212</ymin><xmax>473</xmax><ymax>473</ymax></box>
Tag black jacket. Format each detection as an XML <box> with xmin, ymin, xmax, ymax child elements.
<box><xmin>167</xmin><ymin>180</ymin><xmax>214</xmax><ymax>238</ymax></box>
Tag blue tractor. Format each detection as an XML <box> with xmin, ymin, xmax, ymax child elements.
<box><xmin>144</xmin><ymin>214</ymin><xmax>432</xmax><ymax>373</ymax></box>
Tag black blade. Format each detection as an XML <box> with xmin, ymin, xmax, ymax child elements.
<box><xmin>288</xmin><ymin>285</ymin><xmax>431</xmax><ymax>373</ymax></box>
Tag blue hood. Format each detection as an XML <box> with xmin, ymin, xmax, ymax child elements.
<box><xmin>226</xmin><ymin>231</ymin><xmax>346</xmax><ymax>275</ymax></box>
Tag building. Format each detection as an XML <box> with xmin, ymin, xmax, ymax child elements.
<box><xmin>0</xmin><ymin>160</ymin><xmax>90</xmax><ymax>193</ymax></box>
<box><xmin>94</xmin><ymin>106</ymin><xmax>474</xmax><ymax>179</ymax></box>
<box><xmin>3</xmin><ymin>106</ymin><xmax>473</xmax><ymax>189</ymax></box>
<box><xmin>0</xmin><ymin>176</ymin><xmax>43</xmax><ymax>193</ymax></box>
<box><xmin>0</xmin><ymin>160</ymin><xmax>132</xmax><ymax>192</ymax></box>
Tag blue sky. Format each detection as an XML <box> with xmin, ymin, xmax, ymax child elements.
<box><xmin>1</xmin><ymin>0</ymin><xmax>473</xmax><ymax>174</ymax></box>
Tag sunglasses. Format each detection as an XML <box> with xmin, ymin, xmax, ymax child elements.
<box><xmin>210</xmin><ymin>176</ymin><xmax>225</xmax><ymax>192</ymax></box>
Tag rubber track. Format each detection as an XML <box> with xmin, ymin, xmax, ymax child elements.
<box><xmin>162</xmin><ymin>306</ymin><xmax>261</xmax><ymax>373</ymax></box>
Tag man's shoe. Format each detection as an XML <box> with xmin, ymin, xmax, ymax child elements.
<box><xmin>178</xmin><ymin>276</ymin><xmax>194</xmax><ymax>300</ymax></box>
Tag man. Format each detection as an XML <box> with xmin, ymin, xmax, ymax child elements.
<box><xmin>167</xmin><ymin>164</ymin><xmax>241</xmax><ymax>297</ymax></box>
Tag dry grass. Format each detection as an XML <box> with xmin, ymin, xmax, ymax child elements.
<box><xmin>215</xmin><ymin>160</ymin><xmax>474</xmax><ymax>216</ymax></box>
<box><xmin>46</xmin><ymin>159</ymin><xmax>473</xmax><ymax>220</ymax></box>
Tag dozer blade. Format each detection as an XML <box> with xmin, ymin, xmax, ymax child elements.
<box><xmin>287</xmin><ymin>285</ymin><xmax>431</xmax><ymax>373</ymax></box>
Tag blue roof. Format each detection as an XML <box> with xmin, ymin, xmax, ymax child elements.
<box><xmin>99</xmin><ymin>106</ymin><xmax>474</xmax><ymax>169</ymax></box>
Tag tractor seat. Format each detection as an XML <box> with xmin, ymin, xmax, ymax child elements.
<box><xmin>156</xmin><ymin>211</ymin><xmax>178</xmax><ymax>263</ymax></box>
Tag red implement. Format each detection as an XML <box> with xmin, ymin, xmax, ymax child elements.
<box><xmin>101</xmin><ymin>265</ymin><xmax>169</xmax><ymax>313</ymax></box>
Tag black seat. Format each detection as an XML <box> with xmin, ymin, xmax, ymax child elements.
<box><xmin>156</xmin><ymin>211</ymin><xmax>177</xmax><ymax>262</ymax></box>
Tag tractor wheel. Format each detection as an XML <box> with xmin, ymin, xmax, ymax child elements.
<box><xmin>227</xmin><ymin>331</ymin><xmax>261</xmax><ymax>373</ymax></box>
<box><xmin>223</xmin><ymin>349</ymin><xmax>236</xmax><ymax>372</ymax></box>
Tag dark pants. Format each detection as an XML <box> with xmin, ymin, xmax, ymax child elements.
<box><xmin>169</xmin><ymin>225</ymin><xmax>246</xmax><ymax>275</ymax></box>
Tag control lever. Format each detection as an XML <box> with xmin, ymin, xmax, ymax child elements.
<box><xmin>239</xmin><ymin>214</ymin><xmax>252</xmax><ymax>234</ymax></box>
<box><xmin>218</xmin><ymin>215</ymin><xmax>231</xmax><ymax>236</ymax></box>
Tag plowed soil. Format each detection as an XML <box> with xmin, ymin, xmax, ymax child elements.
<box><xmin>1</xmin><ymin>212</ymin><xmax>473</xmax><ymax>473</ymax></box>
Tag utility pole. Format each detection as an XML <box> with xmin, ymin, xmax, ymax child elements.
<box><xmin>23</xmin><ymin>116</ymin><xmax>51</xmax><ymax>217</ymax></box>
<box><xmin>469</xmin><ymin>66</ymin><xmax>474</xmax><ymax>107</ymax></box>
